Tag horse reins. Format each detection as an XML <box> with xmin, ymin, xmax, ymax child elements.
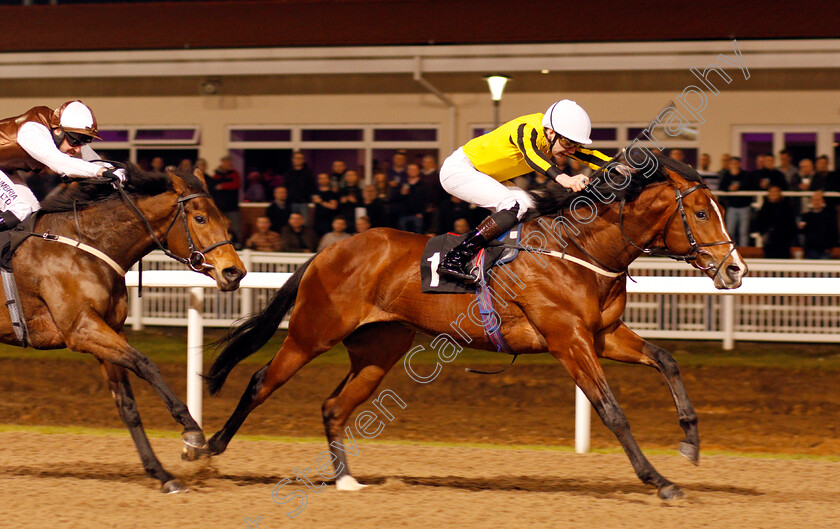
<box><xmin>36</xmin><ymin>176</ymin><xmax>232</xmax><ymax>278</ymax></box>
<box><xmin>110</xmin><ymin>182</ymin><xmax>233</xmax><ymax>273</ymax></box>
<box><xmin>619</xmin><ymin>183</ymin><xmax>737</xmax><ymax>282</ymax></box>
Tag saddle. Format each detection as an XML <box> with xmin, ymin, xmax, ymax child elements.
<box><xmin>421</xmin><ymin>225</ymin><xmax>523</xmax><ymax>294</ymax></box>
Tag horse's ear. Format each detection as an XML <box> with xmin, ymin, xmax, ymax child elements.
<box><xmin>193</xmin><ymin>167</ymin><xmax>208</xmax><ymax>187</ymax></box>
<box><xmin>171</xmin><ymin>172</ymin><xmax>189</xmax><ymax>195</ymax></box>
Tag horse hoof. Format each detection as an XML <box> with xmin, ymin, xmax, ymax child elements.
<box><xmin>181</xmin><ymin>443</ymin><xmax>211</xmax><ymax>461</ymax></box>
<box><xmin>207</xmin><ymin>435</ymin><xmax>226</xmax><ymax>456</ymax></box>
<box><xmin>658</xmin><ymin>483</ymin><xmax>685</xmax><ymax>500</ymax></box>
<box><xmin>335</xmin><ymin>475</ymin><xmax>367</xmax><ymax>491</ymax></box>
<box><xmin>161</xmin><ymin>479</ymin><xmax>189</xmax><ymax>494</ymax></box>
<box><xmin>181</xmin><ymin>431</ymin><xmax>210</xmax><ymax>461</ymax></box>
<box><xmin>679</xmin><ymin>441</ymin><xmax>700</xmax><ymax>466</ymax></box>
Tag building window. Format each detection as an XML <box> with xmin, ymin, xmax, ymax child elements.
<box><xmin>733</xmin><ymin>127</ymin><xmax>838</xmax><ymax>171</ymax></box>
<box><xmin>93</xmin><ymin>126</ymin><xmax>201</xmax><ymax>169</ymax></box>
<box><xmin>227</xmin><ymin>125</ymin><xmax>440</xmax><ymax>183</ymax></box>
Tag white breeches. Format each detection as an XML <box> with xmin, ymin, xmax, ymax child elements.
<box><xmin>0</xmin><ymin>169</ymin><xmax>40</xmax><ymax>222</ymax></box>
<box><xmin>439</xmin><ymin>147</ymin><xmax>533</xmax><ymax>220</ymax></box>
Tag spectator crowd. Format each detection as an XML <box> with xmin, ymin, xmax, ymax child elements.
<box><xmin>692</xmin><ymin>149</ymin><xmax>839</xmax><ymax>259</ymax></box>
<box><xmin>147</xmin><ymin>147</ymin><xmax>840</xmax><ymax>259</ymax></box>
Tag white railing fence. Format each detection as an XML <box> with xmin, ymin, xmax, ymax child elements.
<box><xmin>129</xmin><ymin>251</ymin><xmax>840</xmax><ymax>348</ymax></box>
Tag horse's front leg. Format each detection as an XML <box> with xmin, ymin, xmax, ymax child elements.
<box><xmin>596</xmin><ymin>321</ymin><xmax>700</xmax><ymax>465</ymax></box>
<box><xmin>62</xmin><ymin>310</ymin><xmax>209</xmax><ymax>459</ymax></box>
<box><xmin>535</xmin><ymin>314</ymin><xmax>683</xmax><ymax>499</ymax></box>
<box><xmin>98</xmin><ymin>359</ymin><xmax>187</xmax><ymax>493</ymax></box>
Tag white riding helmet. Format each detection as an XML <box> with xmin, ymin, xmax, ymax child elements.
<box><xmin>542</xmin><ymin>100</ymin><xmax>592</xmax><ymax>145</ymax></box>
<box><xmin>56</xmin><ymin>100</ymin><xmax>101</xmax><ymax>139</ymax></box>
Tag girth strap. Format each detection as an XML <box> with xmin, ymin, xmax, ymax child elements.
<box><xmin>38</xmin><ymin>232</ymin><xmax>126</xmax><ymax>276</ymax></box>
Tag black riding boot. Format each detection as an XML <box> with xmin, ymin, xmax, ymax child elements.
<box><xmin>0</xmin><ymin>211</ymin><xmax>20</xmax><ymax>232</ymax></box>
<box><xmin>437</xmin><ymin>204</ymin><xmax>519</xmax><ymax>284</ymax></box>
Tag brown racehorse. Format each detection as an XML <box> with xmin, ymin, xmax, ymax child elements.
<box><xmin>0</xmin><ymin>166</ymin><xmax>245</xmax><ymax>493</ymax></box>
<box><xmin>205</xmin><ymin>154</ymin><xmax>747</xmax><ymax>499</ymax></box>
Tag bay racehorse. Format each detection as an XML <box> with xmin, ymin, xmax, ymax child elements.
<box><xmin>0</xmin><ymin>166</ymin><xmax>245</xmax><ymax>493</ymax></box>
<box><xmin>205</xmin><ymin>153</ymin><xmax>746</xmax><ymax>499</ymax></box>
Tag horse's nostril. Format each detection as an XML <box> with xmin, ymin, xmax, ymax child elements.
<box><xmin>222</xmin><ymin>267</ymin><xmax>243</xmax><ymax>282</ymax></box>
<box><xmin>727</xmin><ymin>265</ymin><xmax>741</xmax><ymax>277</ymax></box>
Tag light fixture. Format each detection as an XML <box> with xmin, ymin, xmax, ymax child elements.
<box><xmin>200</xmin><ymin>79</ymin><xmax>221</xmax><ymax>95</ymax></box>
<box><xmin>484</xmin><ymin>74</ymin><xmax>510</xmax><ymax>101</ymax></box>
<box><xmin>484</xmin><ymin>74</ymin><xmax>511</xmax><ymax>127</ymax></box>
<box><xmin>540</xmin><ymin>69</ymin><xmax>550</xmax><ymax>74</ymax></box>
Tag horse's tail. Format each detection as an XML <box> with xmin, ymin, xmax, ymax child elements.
<box><xmin>205</xmin><ymin>256</ymin><xmax>315</xmax><ymax>395</ymax></box>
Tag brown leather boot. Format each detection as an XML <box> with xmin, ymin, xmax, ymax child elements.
<box><xmin>437</xmin><ymin>205</ymin><xmax>519</xmax><ymax>284</ymax></box>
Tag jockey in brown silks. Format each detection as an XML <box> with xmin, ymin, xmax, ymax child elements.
<box><xmin>0</xmin><ymin>100</ymin><xmax>127</xmax><ymax>231</ymax></box>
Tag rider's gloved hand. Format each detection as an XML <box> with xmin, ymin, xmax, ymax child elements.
<box><xmin>555</xmin><ymin>173</ymin><xmax>590</xmax><ymax>192</ymax></box>
<box><xmin>101</xmin><ymin>167</ymin><xmax>128</xmax><ymax>186</ymax></box>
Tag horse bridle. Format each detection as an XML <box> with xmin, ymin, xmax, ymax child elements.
<box><xmin>113</xmin><ymin>183</ymin><xmax>233</xmax><ymax>273</ymax></box>
<box><xmin>619</xmin><ymin>183</ymin><xmax>738</xmax><ymax>281</ymax></box>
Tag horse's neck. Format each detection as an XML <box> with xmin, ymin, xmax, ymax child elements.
<box><xmin>36</xmin><ymin>194</ymin><xmax>177</xmax><ymax>270</ymax></box>
<box><xmin>531</xmin><ymin>187</ymin><xmax>672</xmax><ymax>273</ymax></box>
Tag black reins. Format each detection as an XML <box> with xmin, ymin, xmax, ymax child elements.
<box><xmin>110</xmin><ymin>182</ymin><xmax>233</xmax><ymax>273</ymax></box>
<box><xmin>618</xmin><ymin>183</ymin><xmax>737</xmax><ymax>281</ymax></box>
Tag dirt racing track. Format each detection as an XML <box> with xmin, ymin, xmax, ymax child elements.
<box><xmin>1</xmin><ymin>357</ymin><xmax>840</xmax><ymax>528</ymax></box>
<box><xmin>1</xmin><ymin>432</ymin><xmax>839</xmax><ymax>528</ymax></box>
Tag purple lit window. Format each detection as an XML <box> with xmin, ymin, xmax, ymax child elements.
<box><xmin>95</xmin><ymin>129</ymin><xmax>129</xmax><ymax>142</ymax></box>
<box><xmin>301</xmin><ymin>129</ymin><xmax>363</xmax><ymax>142</ymax></box>
<box><xmin>134</xmin><ymin>129</ymin><xmax>198</xmax><ymax>141</ymax></box>
<box><xmin>740</xmin><ymin>133</ymin><xmax>773</xmax><ymax>170</ymax></box>
<box><xmin>590</xmin><ymin>128</ymin><xmax>617</xmax><ymax>141</ymax></box>
<box><xmin>373</xmin><ymin>129</ymin><xmax>437</xmax><ymax>142</ymax></box>
<box><xmin>230</xmin><ymin>129</ymin><xmax>291</xmax><ymax>142</ymax></box>
<box><xmin>783</xmin><ymin>132</ymin><xmax>816</xmax><ymax>165</ymax></box>
<box><xmin>627</xmin><ymin>127</ymin><xmax>647</xmax><ymax>140</ymax></box>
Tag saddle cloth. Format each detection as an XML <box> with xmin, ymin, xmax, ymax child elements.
<box><xmin>421</xmin><ymin>224</ymin><xmax>523</xmax><ymax>294</ymax></box>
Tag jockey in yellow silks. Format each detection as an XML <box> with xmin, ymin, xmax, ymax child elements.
<box><xmin>437</xmin><ymin>99</ymin><xmax>613</xmax><ymax>283</ymax></box>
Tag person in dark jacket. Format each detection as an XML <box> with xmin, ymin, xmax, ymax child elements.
<box><xmin>719</xmin><ymin>156</ymin><xmax>756</xmax><ymax>247</ymax></box>
<box><xmin>280</xmin><ymin>212</ymin><xmax>318</xmax><ymax>253</ymax></box>
<box><xmin>284</xmin><ymin>151</ymin><xmax>316</xmax><ymax>216</ymax></box>
<box><xmin>210</xmin><ymin>155</ymin><xmax>242</xmax><ymax>246</ymax></box>
<box><xmin>265</xmin><ymin>186</ymin><xmax>291</xmax><ymax>233</ymax></box>
<box><xmin>754</xmin><ymin>153</ymin><xmax>788</xmax><ymax>190</ymax></box>
<box><xmin>799</xmin><ymin>191</ymin><xmax>839</xmax><ymax>259</ymax></box>
<box><xmin>338</xmin><ymin>170</ymin><xmax>363</xmax><ymax>233</ymax></box>
<box><xmin>361</xmin><ymin>184</ymin><xmax>388</xmax><ymax>228</ymax></box>
<box><xmin>395</xmin><ymin>163</ymin><xmax>430</xmax><ymax>233</ymax></box>
<box><xmin>755</xmin><ymin>186</ymin><xmax>798</xmax><ymax>258</ymax></box>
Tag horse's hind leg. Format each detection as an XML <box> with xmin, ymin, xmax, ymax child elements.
<box><xmin>208</xmin><ymin>333</ymin><xmax>328</xmax><ymax>455</ymax></box>
<box><xmin>322</xmin><ymin>323</ymin><xmax>415</xmax><ymax>491</ymax></box>
<box><xmin>597</xmin><ymin>322</ymin><xmax>700</xmax><ymax>465</ymax></box>
<box><xmin>547</xmin><ymin>320</ymin><xmax>683</xmax><ymax>500</ymax></box>
<box><xmin>98</xmin><ymin>360</ymin><xmax>185</xmax><ymax>493</ymax></box>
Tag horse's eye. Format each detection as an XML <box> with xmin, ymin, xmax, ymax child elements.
<box><xmin>194</xmin><ymin>215</ymin><xmax>207</xmax><ymax>225</ymax></box>
<box><xmin>695</xmin><ymin>211</ymin><xmax>708</xmax><ymax>220</ymax></box>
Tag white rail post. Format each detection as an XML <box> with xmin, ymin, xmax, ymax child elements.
<box><xmin>722</xmin><ymin>295</ymin><xmax>735</xmax><ymax>350</ymax></box>
<box><xmin>187</xmin><ymin>287</ymin><xmax>204</xmax><ymax>428</ymax></box>
<box><xmin>130</xmin><ymin>287</ymin><xmax>144</xmax><ymax>331</ymax></box>
<box><xmin>240</xmin><ymin>249</ymin><xmax>253</xmax><ymax>317</ymax></box>
<box><xmin>575</xmin><ymin>385</ymin><xmax>591</xmax><ymax>453</ymax></box>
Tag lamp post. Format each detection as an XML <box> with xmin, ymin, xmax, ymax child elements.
<box><xmin>484</xmin><ymin>75</ymin><xmax>510</xmax><ymax>128</ymax></box>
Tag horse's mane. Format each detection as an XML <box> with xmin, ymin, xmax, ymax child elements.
<box><xmin>38</xmin><ymin>164</ymin><xmax>207</xmax><ymax>213</ymax></box>
<box><xmin>528</xmin><ymin>152</ymin><xmax>704</xmax><ymax>217</ymax></box>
